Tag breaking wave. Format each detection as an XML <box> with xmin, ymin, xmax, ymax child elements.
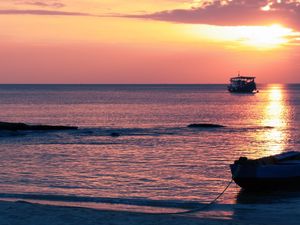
<box><xmin>0</xmin><ymin>193</ymin><xmax>203</xmax><ymax>210</ymax></box>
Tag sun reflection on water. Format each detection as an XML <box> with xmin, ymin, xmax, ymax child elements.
<box><xmin>259</xmin><ymin>84</ymin><xmax>289</xmax><ymax>156</ymax></box>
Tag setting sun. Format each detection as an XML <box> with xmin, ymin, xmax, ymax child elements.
<box><xmin>236</xmin><ymin>24</ymin><xmax>295</xmax><ymax>48</ymax></box>
<box><xmin>189</xmin><ymin>24</ymin><xmax>297</xmax><ymax>49</ymax></box>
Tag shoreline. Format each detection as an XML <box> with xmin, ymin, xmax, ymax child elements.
<box><xmin>0</xmin><ymin>200</ymin><xmax>237</xmax><ymax>225</ymax></box>
<box><xmin>1</xmin><ymin>196</ymin><xmax>300</xmax><ymax>225</ymax></box>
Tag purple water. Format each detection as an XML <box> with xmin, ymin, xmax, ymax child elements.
<box><xmin>0</xmin><ymin>84</ymin><xmax>299</xmax><ymax>218</ymax></box>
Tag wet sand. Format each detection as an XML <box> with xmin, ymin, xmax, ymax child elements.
<box><xmin>0</xmin><ymin>200</ymin><xmax>244</xmax><ymax>225</ymax></box>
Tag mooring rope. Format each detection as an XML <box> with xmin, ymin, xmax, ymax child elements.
<box><xmin>156</xmin><ymin>178</ymin><xmax>234</xmax><ymax>215</ymax></box>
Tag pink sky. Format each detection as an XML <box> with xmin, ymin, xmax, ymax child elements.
<box><xmin>0</xmin><ymin>0</ymin><xmax>300</xmax><ymax>83</ymax></box>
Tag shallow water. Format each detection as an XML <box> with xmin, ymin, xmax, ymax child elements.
<box><xmin>0</xmin><ymin>84</ymin><xmax>300</xmax><ymax>216</ymax></box>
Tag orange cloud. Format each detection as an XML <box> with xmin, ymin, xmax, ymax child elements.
<box><xmin>123</xmin><ymin>0</ymin><xmax>300</xmax><ymax>30</ymax></box>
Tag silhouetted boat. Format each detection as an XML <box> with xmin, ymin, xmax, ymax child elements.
<box><xmin>228</xmin><ymin>75</ymin><xmax>257</xmax><ymax>93</ymax></box>
<box><xmin>230</xmin><ymin>151</ymin><xmax>300</xmax><ymax>190</ymax></box>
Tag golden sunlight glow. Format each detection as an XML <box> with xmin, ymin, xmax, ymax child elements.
<box><xmin>189</xmin><ymin>24</ymin><xmax>296</xmax><ymax>49</ymax></box>
<box><xmin>238</xmin><ymin>25</ymin><xmax>292</xmax><ymax>48</ymax></box>
<box><xmin>259</xmin><ymin>85</ymin><xmax>289</xmax><ymax>155</ymax></box>
<box><xmin>266</xmin><ymin>87</ymin><xmax>283</xmax><ymax>125</ymax></box>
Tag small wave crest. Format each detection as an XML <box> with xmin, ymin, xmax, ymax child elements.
<box><xmin>225</xmin><ymin>125</ymin><xmax>275</xmax><ymax>133</ymax></box>
<box><xmin>0</xmin><ymin>124</ymin><xmax>275</xmax><ymax>141</ymax></box>
<box><xmin>0</xmin><ymin>193</ymin><xmax>203</xmax><ymax>209</ymax></box>
<box><xmin>77</xmin><ymin>127</ymin><xmax>180</xmax><ymax>138</ymax></box>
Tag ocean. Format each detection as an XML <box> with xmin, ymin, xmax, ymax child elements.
<box><xmin>0</xmin><ymin>84</ymin><xmax>300</xmax><ymax>217</ymax></box>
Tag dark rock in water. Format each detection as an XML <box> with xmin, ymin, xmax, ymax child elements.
<box><xmin>187</xmin><ymin>123</ymin><xmax>225</xmax><ymax>128</ymax></box>
<box><xmin>0</xmin><ymin>121</ymin><xmax>78</xmax><ymax>131</ymax></box>
<box><xmin>263</xmin><ymin>126</ymin><xmax>274</xmax><ymax>129</ymax></box>
<box><xmin>110</xmin><ymin>132</ymin><xmax>120</xmax><ymax>137</ymax></box>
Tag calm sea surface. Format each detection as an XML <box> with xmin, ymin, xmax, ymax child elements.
<box><xmin>0</xmin><ymin>84</ymin><xmax>300</xmax><ymax>217</ymax></box>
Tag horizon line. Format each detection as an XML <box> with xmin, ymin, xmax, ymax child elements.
<box><xmin>0</xmin><ymin>83</ymin><xmax>299</xmax><ymax>85</ymax></box>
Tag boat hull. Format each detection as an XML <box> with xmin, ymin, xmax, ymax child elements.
<box><xmin>230</xmin><ymin>162</ymin><xmax>300</xmax><ymax>190</ymax></box>
<box><xmin>233</xmin><ymin>177</ymin><xmax>300</xmax><ymax>190</ymax></box>
<box><xmin>227</xmin><ymin>84</ymin><xmax>257</xmax><ymax>93</ymax></box>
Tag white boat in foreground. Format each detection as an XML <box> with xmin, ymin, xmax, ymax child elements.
<box><xmin>230</xmin><ymin>151</ymin><xmax>300</xmax><ymax>190</ymax></box>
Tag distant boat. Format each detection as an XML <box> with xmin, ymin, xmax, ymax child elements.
<box><xmin>228</xmin><ymin>74</ymin><xmax>257</xmax><ymax>93</ymax></box>
<box><xmin>230</xmin><ymin>151</ymin><xmax>300</xmax><ymax>190</ymax></box>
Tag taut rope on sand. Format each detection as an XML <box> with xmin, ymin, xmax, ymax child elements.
<box><xmin>156</xmin><ymin>178</ymin><xmax>234</xmax><ymax>215</ymax></box>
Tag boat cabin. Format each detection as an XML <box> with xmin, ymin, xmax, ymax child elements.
<box><xmin>230</xmin><ymin>76</ymin><xmax>255</xmax><ymax>85</ymax></box>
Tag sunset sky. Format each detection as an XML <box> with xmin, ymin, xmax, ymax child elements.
<box><xmin>1</xmin><ymin>0</ymin><xmax>300</xmax><ymax>84</ymax></box>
